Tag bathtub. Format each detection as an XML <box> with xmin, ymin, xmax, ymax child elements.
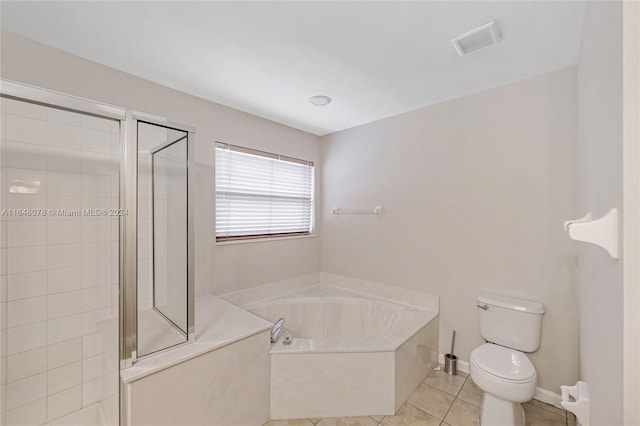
<box><xmin>243</xmin><ymin>284</ymin><xmax>439</xmax><ymax>419</ymax></box>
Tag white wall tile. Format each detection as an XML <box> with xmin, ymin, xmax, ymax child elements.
<box><xmin>1</xmin><ymin>221</ymin><xmax>7</xmax><ymax>249</ymax></box>
<box><xmin>81</xmin><ymin>220</ymin><xmax>111</xmax><ymax>242</ymax></box>
<box><xmin>48</xmin><ymin>361</ymin><xmax>81</xmax><ymax>395</ymax></box>
<box><xmin>82</xmin><ymin>128</ymin><xmax>113</xmax><ymax>154</ymax></box>
<box><xmin>6</xmin><ymin>322</ymin><xmax>47</xmax><ymax>356</ymax></box>
<box><xmin>82</xmin><ymin>286</ymin><xmax>110</xmax><ymax>312</ymax></box>
<box><xmin>47</xmin><ymin>314</ymin><xmax>82</xmax><ymax>345</ymax></box>
<box><xmin>1</xmin><ymin>301</ymin><xmax>6</xmax><ymax>330</ymax></box>
<box><xmin>1</xmin><ymin>248</ymin><xmax>6</xmax><ymax>276</ymax></box>
<box><xmin>81</xmin><ymin>174</ymin><xmax>110</xmax><ymax>197</ymax></box>
<box><xmin>46</xmin><ymin>196</ymin><xmax>82</xmax><ymax>217</ymax></box>
<box><xmin>81</xmin><ymin>242</ymin><xmax>111</xmax><ymax>266</ymax></box>
<box><xmin>7</xmin><ymin>221</ymin><xmax>47</xmax><ymax>247</ymax></box>
<box><xmin>7</xmin><ymin>296</ymin><xmax>47</xmax><ymax>328</ymax></box>
<box><xmin>5</xmin><ymin>141</ymin><xmax>46</xmax><ymax>170</ymax></box>
<box><xmin>47</xmin><ymin>122</ymin><xmax>82</xmax><ymax>151</ymax></box>
<box><xmin>82</xmin><ymin>333</ymin><xmax>101</xmax><ymax>359</ymax></box>
<box><xmin>81</xmin><ymin>115</ymin><xmax>118</xmax><ymax>134</ymax></box>
<box><xmin>5</xmin><ymin>372</ymin><xmax>46</xmax><ymax>410</ymax></box>
<box><xmin>110</xmin><ymin>176</ymin><xmax>119</xmax><ymax>197</ymax></box>
<box><xmin>6</xmin><ymin>115</ymin><xmax>46</xmax><ymax>145</ymax></box>
<box><xmin>47</xmin><ymin>171</ymin><xmax>82</xmax><ymax>196</ymax></box>
<box><xmin>0</xmin><ymin>382</ymin><xmax>5</xmax><ymax>410</ymax></box>
<box><xmin>47</xmin><ymin>220</ymin><xmax>82</xmax><ymax>245</ymax></box>
<box><xmin>5</xmin><ymin>396</ymin><xmax>46</xmax><ymax>426</ymax></box>
<box><xmin>6</xmin><ymin>167</ymin><xmax>46</xmax><ymax>195</ymax></box>
<box><xmin>0</xmin><ymin>354</ymin><xmax>5</xmax><ymax>385</ymax></box>
<box><xmin>7</xmin><ymin>245</ymin><xmax>46</xmax><ymax>274</ymax></box>
<box><xmin>47</xmin><ymin>385</ymin><xmax>81</xmax><ymax>422</ymax></box>
<box><xmin>82</xmin><ymin>356</ymin><xmax>101</xmax><ymax>383</ymax></box>
<box><xmin>81</xmin><ymin>151</ymin><xmax>113</xmax><ymax>176</ymax></box>
<box><xmin>47</xmin><ymin>243</ymin><xmax>82</xmax><ymax>270</ymax></box>
<box><xmin>48</xmin><ymin>268</ymin><xmax>81</xmax><ymax>294</ymax></box>
<box><xmin>48</xmin><ymin>291</ymin><xmax>81</xmax><ymax>320</ymax></box>
<box><xmin>81</xmin><ymin>196</ymin><xmax>112</xmax><ymax>211</ymax></box>
<box><xmin>47</xmin><ymin>147</ymin><xmax>82</xmax><ymax>173</ymax></box>
<box><xmin>5</xmin><ymin>194</ymin><xmax>47</xmax><ymax>221</ymax></box>
<box><xmin>7</xmin><ymin>271</ymin><xmax>47</xmax><ymax>301</ymax></box>
<box><xmin>82</xmin><ymin>377</ymin><xmax>100</xmax><ymax>407</ymax></box>
<box><xmin>1</xmin><ymin>328</ymin><xmax>6</xmax><ymax>357</ymax></box>
<box><xmin>48</xmin><ymin>338</ymin><xmax>81</xmax><ymax>370</ymax></box>
<box><xmin>46</xmin><ymin>108</ymin><xmax>82</xmax><ymax>127</ymax></box>
<box><xmin>6</xmin><ymin>347</ymin><xmax>47</xmax><ymax>383</ymax></box>
<box><xmin>81</xmin><ymin>309</ymin><xmax>109</xmax><ymax>335</ymax></box>
<box><xmin>0</xmin><ymin>275</ymin><xmax>7</xmax><ymax>303</ymax></box>
<box><xmin>6</xmin><ymin>99</ymin><xmax>47</xmax><ymax>120</ymax></box>
<box><xmin>81</xmin><ymin>263</ymin><xmax>110</xmax><ymax>288</ymax></box>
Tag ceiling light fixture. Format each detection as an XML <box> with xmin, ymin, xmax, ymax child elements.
<box><xmin>309</xmin><ymin>95</ymin><xmax>332</xmax><ymax>106</ymax></box>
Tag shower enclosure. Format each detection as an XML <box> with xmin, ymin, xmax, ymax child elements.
<box><xmin>0</xmin><ymin>81</ymin><xmax>194</xmax><ymax>426</ymax></box>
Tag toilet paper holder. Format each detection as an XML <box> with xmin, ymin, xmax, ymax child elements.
<box><xmin>560</xmin><ymin>381</ymin><xmax>590</xmax><ymax>426</ymax></box>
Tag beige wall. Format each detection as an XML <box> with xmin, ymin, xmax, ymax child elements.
<box><xmin>576</xmin><ymin>2</ymin><xmax>623</xmax><ymax>424</ymax></box>
<box><xmin>320</xmin><ymin>67</ymin><xmax>579</xmax><ymax>392</ymax></box>
<box><xmin>0</xmin><ymin>31</ymin><xmax>321</xmax><ymax>296</ymax></box>
<box><xmin>622</xmin><ymin>2</ymin><xmax>640</xmax><ymax>424</ymax></box>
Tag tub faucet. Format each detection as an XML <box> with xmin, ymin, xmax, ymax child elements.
<box><xmin>271</xmin><ymin>318</ymin><xmax>285</xmax><ymax>343</ymax></box>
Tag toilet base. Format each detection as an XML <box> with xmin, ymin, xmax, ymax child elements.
<box><xmin>480</xmin><ymin>393</ymin><xmax>525</xmax><ymax>426</ymax></box>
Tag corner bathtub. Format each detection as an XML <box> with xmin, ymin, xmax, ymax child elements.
<box><xmin>244</xmin><ymin>285</ymin><xmax>439</xmax><ymax>419</ymax></box>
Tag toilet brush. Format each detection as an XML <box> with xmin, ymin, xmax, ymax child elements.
<box><xmin>444</xmin><ymin>330</ymin><xmax>458</xmax><ymax>375</ymax></box>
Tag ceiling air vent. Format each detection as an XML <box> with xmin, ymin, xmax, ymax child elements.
<box><xmin>451</xmin><ymin>21</ymin><xmax>501</xmax><ymax>56</ymax></box>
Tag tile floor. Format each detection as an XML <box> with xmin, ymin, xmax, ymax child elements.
<box><xmin>265</xmin><ymin>366</ymin><xmax>576</xmax><ymax>426</ymax></box>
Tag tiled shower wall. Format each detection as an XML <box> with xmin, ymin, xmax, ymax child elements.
<box><xmin>0</xmin><ymin>98</ymin><xmax>119</xmax><ymax>425</ymax></box>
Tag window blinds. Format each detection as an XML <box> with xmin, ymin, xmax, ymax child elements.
<box><xmin>215</xmin><ymin>142</ymin><xmax>315</xmax><ymax>241</ymax></box>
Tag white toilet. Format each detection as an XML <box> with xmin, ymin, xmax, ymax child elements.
<box><xmin>470</xmin><ymin>293</ymin><xmax>545</xmax><ymax>426</ymax></box>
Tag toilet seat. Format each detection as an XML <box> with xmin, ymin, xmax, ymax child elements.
<box><xmin>470</xmin><ymin>343</ymin><xmax>536</xmax><ymax>382</ymax></box>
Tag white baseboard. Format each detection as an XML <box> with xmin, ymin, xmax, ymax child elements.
<box><xmin>533</xmin><ymin>387</ymin><xmax>564</xmax><ymax>410</ymax></box>
<box><xmin>437</xmin><ymin>353</ymin><xmax>563</xmax><ymax>410</ymax></box>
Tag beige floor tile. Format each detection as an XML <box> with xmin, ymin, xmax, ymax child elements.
<box><xmin>407</xmin><ymin>383</ymin><xmax>455</xmax><ymax>420</ymax></box>
<box><xmin>380</xmin><ymin>403</ymin><xmax>440</xmax><ymax>426</ymax></box>
<box><xmin>527</xmin><ymin>398</ymin><xmax>568</xmax><ymax>418</ymax></box>
<box><xmin>316</xmin><ymin>416</ymin><xmax>379</xmax><ymax>426</ymax></box>
<box><xmin>457</xmin><ymin>378</ymin><xmax>482</xmax><ymax>407</ymax></box>
<box><xmin>423</xmin><ymin>369</ymin><xmax>466</xmax><ymax>396</ymax></box>
<box><xmin>265</xmin><ymin>420</ymin><xmax>315</xmax><ymax>426</ymax></box>
<box><xmin>370</xmin><ymin>415</ymin><xmax>384</xmax><ymax>422</ymax></box>
<box><xmin>524</xmin><ymin>402</ymin><xmax>566</xmax><ymax>426</ymax></box>
<box><xmin>436</xmin><ymin>364</ymin><xmax>468</xmax><ymax>378</ymax></box>
<box><xmin>443</xmin><ymin>399</ymin><xmax>480</xmax><ymax>426</ymax></box>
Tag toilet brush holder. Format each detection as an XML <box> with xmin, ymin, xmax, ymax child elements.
<box><xmin>444</xmin><ymin>353</ymin><xmax>458</xmax><ymax>375</ymax></box>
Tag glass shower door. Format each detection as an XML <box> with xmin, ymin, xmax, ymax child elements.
<box><xmin>0</xmin><ymin>96</ymin><xmax>120</xmax><ymax>426</ymax></box>
<box><xmin>136</xmin><ymin>121</ymin><xmax>189</xmax><ymax>358</ymax></box>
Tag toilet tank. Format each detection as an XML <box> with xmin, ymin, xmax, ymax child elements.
<box><xmin>477</xmin><ymin>293</ymin><xmax>545</xmax><ymax>352</ymax></box>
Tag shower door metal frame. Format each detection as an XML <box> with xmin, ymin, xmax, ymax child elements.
<box><xmin>121</xmin><ymin>112</ymin><xmax>196</xmax><ymax>366</ymax></box>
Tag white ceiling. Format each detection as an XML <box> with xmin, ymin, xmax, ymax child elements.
<box><xmin>0</xmin><ymin>1</ymin><xmax>585</xmax><ymax>136</ymax></box>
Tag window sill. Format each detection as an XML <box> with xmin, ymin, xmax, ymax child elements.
<box><xmin>215</xmin><ymin>234</ymin><xmax>317</xmax><ymax>246</ymax></box>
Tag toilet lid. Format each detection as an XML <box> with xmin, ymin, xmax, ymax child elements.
<box><xmin>471</xmin><ymin>343</ymin><xmax>536</xmax><ymax>382</ymax></box>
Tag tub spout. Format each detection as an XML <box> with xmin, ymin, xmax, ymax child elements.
<box><xmin>271</xmin><ymin>318</ymin><xmax>285</xmax><ymax>343</ymax></box>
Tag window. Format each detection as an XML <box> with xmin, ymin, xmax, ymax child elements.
<box><xmin>215</xmin><ymin>142</ymin><xmax>315</xmax><ymax>242</ymax></box>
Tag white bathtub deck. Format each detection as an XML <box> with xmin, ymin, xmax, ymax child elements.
<box><xmin>120</xmin><ymin>294</ymin><xmax>272</xmax><ymax>384</ymax></box>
